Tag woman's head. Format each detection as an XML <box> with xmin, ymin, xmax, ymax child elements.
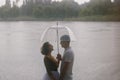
<box><xmin>41</xmin><ymin>42</ymin><xmax>53</xmax><ymax>55</ymax></box>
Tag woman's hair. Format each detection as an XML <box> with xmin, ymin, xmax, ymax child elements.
<box><xmin>41</xmin><ymin>42</ymin><xmax>50</xmax><ymax>55</ymax></box>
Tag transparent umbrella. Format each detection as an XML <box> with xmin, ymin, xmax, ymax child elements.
<box><xmin>40</xmin><ymin>24</ymin><xmax>76</xmax><ymax>53</ymax></box>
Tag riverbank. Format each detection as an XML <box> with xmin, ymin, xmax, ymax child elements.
<box><xmin>0</xmin><ymin>15</ymin><xmax>120</xmax><ymax>21</ymax></box>
<box><xmin>65</xmin><ymin>15</ymin><xmax>120</xmax><ymax>21</ymax></box>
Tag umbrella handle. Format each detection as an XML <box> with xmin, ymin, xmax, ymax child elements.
<box><xmin>56</xmin><ymin>22</ymin><xmax>59</xmax><ymax>53</ymax></box>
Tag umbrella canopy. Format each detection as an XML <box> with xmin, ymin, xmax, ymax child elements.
<box><xmin>40</xmin><ymin>25</ymin><xmax>76</xmax><ymax>53</ymax></box>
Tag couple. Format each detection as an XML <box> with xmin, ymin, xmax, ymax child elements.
<box><xmin>41</xmin><ymin>35</ymin><xmax>74</xmax><ymax>80</ymax></box>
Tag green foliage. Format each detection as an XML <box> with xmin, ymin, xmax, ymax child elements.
<box><xmin>0</xmin><ymin>5</ymin><xmax>19</xmax><ymax>18</ymax></box>
<box><xmin>32</xmin><ymin>1</ymin><xmax>79</xmax><ymax>18</ymax></box>
<box><xmin>33</xmin><ymin>6</ymin><xmax>44</xmax><ymax>18</ymax></box>
<box><xmin>0</xmin><ymin>6</ymin><xmax>11</xmax><ymax>18</ymax></box>
<box><xmin>0</xmin><ymin>1</ymin><xmax>120</xmax><ymax>21</ymax></box>
<box><xmin>79</xmin><ymin>2</ymin><xmax>112</xmax><ymax>16</ymax></box>
<box><xmin>10</xmin><ymin>5</ymin><xmax>19</xmax><ymax>17</ymax></box>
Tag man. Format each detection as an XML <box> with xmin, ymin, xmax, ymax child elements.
<box><xmin>58</xmin><ymin>35</ymin><xmax>74</xmax><ymax>80</ymax></box>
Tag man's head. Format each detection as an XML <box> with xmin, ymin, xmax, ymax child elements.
<box><xmin>60</xmin><ymin>35</ymin><xmax>70</xmax><ymax>48</ymax></box>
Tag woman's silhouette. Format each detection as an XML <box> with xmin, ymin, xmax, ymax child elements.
<box><xmin>41</xmin><ymin>42</ymin><xmax>60</xmax><ymax>80</ymax></box>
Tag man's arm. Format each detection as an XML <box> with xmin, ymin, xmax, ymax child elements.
<box><xmin>59</xmin><ymin>62</ymin><xmax>70</xmax><ymax>80</ymax></box>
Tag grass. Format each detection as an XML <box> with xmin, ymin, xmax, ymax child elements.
<box><xmin>64</xmin><ymin>15</ymin><xmax>120</xmax><ymax>21</ymax></box>
<box><xmin>0</xmin><ymin>15</ymin><xmax>120</xmax><ymax>21</ymax></box>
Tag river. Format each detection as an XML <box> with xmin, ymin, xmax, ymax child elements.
<box><xmin>0</xmin><ymin>21</ymin><xmax>120</xmax><ymax>80</ymax></box>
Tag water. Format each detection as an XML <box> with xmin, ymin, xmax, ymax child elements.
<box><xmin>0</xmin><ymin>21</ymin><xmax>120</xmax><ymax>80</ymax></box>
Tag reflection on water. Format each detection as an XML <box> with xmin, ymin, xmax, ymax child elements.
<box><xmin>0</xmin><ymin>21</ymin><xmax>120</xmax><ymax>80</ymax></box>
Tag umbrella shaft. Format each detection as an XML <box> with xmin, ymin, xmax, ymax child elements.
<box><xmin>56</xmin><ymin>26</ymin><xmax>59</xmax><ymax>53</ymax></box>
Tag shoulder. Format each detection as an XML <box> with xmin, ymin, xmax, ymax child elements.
<box><xmin>44</xmin><ymin>56</ymin><xmax>49</xmax><ymax>63</ymax></box>
<box><xmin>63</xmin><ymin>48</ymin><xmax>74</xmax><ymax>62</ymax></box>
<box><xmin>65</xmin><ymin>48</ymin><xmax>74</xmax><ymax>56</ymax></box>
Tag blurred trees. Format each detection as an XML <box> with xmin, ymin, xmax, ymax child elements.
<box><xmin>0</xmin><ymin>0</ymin><xmax>120</xmax><ymax>19</ymax></box>
<box><xmin>0</xmin><ymin>5</ymin><xmax>19</xmax><ymax>18</ymax></box>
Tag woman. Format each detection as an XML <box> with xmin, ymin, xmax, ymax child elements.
<box><xmin>41</xmin><ymin>42</ymin><xmax>60</xmax><ymax>80</ymax></box>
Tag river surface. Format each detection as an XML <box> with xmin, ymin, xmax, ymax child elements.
<box><xmin>0</xmin><ymin>21</ymin><xmax>120</xmax><ymax>80</ymax></box>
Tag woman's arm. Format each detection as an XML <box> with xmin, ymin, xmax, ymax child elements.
<box><xmin>48</xmin><ymin>55</ymin><xmax>60</xmax><ymax>68</ymax></box>
<box><xmin>56</xmin><ymin>53</ymin><xmax>62</xmax><ymax>65</ymax></box>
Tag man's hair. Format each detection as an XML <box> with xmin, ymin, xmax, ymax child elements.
<box><xmin>60</xmin><ymin>35</ymin><xmax>70</xmax><ymax>41</ymax></box>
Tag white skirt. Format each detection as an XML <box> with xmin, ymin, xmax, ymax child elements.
<box><xmin>43</xmin><ymin>71</ymin><xmax>59</xmax><ymax>80</ymax></box>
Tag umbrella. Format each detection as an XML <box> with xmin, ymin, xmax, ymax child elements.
<box><xmin>40</xmin><ymin>24</ymin><xmax>76</xmax><ymax>53</ymax></box>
